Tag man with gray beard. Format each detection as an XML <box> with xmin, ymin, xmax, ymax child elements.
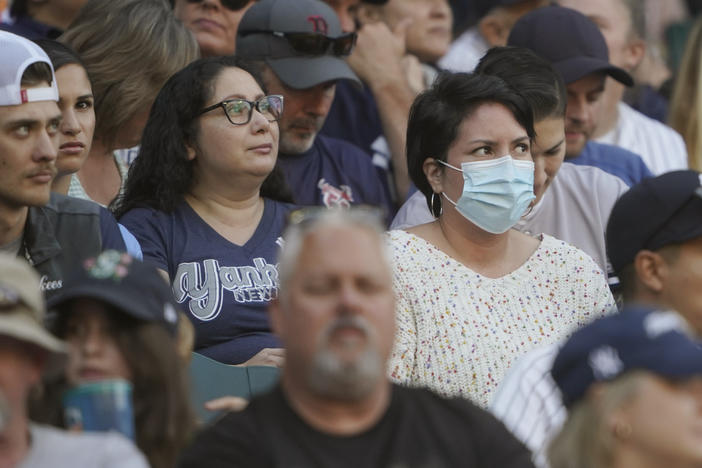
<box><xmin>235</xmin><ymin>0</ymin><xmax>394</xmax><ymax>222</ymax></box>
<box><xmin>178</xmin><ymin>209</ymin><xmax>535</xmax><ymax>468</ymax></box>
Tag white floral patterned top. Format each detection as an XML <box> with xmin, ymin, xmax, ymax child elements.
<box><xmin>387</xmin><ymin>230</ymin><xmax>614</xmax><ymax>408</ymax></box>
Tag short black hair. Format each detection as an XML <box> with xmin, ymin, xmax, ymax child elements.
<box><xmin>406</xmin><ymin>71</ymin><xmax>535</xmax><ymax>217</ymax></box>
<box><xmin>476</xmin><ymin>46</ymin><xmax>567</xmax><ymax>121</ymax></box>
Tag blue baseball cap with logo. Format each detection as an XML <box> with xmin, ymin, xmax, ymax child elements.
<box><xmin>48</xmin><ymin>251</ymin><xmax>180</xmax><ymax>336</ymax></box>
<box><xmin>507</xmin><ymin>5</ymin><xmax>633</xmax><ymax>86</ymax></box>
<box><xmin>552</xmin><ymin>306</ymin><xmax>702</xmax><ymax>407</ymax></box>
<box><xmin>236</xmin><ymin>0</ymin><xmax>360</xmax><ymax>89</ymax></box>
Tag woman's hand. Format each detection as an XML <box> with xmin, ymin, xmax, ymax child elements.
<box><xmin>204</xmin><ymin>396</ymin><xmax>249</xmax><ymax>413</ymax></box>
<box><xmin>240</xmin><ymin>348</ymin><xmax>285</xmax><ymax>368</ymax></box>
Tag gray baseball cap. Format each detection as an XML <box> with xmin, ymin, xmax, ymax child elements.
<box><xmin>236</xmin><ymin>0</ymin><xmax>361</xmax><ymax>89</ymax></box>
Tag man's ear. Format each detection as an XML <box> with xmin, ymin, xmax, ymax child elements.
<box><xmin>422</xmin><ymin>158</ymin><xmax>445</xmax><ymax>195</ymax></box>
<box><xmin>626</xmin><ymin>39</ymin><xmax>646</xmax><ymax>71</ymax></box>
<box><xmin>479</xmin><ymin>13</ymin><xmax>510</xmax><ymax>47</ymax></box>
<box><xmin>633</xmin><ymin>249</ymin><xmax>668</xmax><ymax>294</ymax></box>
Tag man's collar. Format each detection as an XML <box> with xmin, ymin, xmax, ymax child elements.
<box><xmin>23</xmin><ymin>203</ymin><xmax>61</xmax><ymax>266</ymax></box>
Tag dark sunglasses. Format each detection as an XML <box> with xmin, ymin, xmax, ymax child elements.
<box><xmin>200</xmin><ymin>95</ymin><xmax>284</xmax><ymax>126</ymax></box>
<box><xmin>186</xmin><ymin>0</ymin><xmax>253</xmax><ymax>12</ymax></box>
<box><xmin>242</xmin><ymin>31</ymin><xmax>357</xmax><ymax>56</ymax></box>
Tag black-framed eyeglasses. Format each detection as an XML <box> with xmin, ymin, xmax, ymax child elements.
<box><xmin>199</xmin><ymin>95</ymin><xmax>284</xmax><ymax>126</ymax></box>
<box><xmin>186</xmin><ymin>0</ymin><xmax>254</xmax><ymax>12</ymax></box>
<box><xmin>243</xmin><ymin>31</ymin><xmax>357</xmax><ymax>56</ymax></box>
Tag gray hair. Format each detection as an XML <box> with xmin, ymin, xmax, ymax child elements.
<box><xmin>277</xmin><ymin>208</ymin><xmax>391</xmax><ymax>302</ymax></box>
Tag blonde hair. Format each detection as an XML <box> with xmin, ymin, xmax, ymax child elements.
<box><xmin>669</xmin><ymin>17</ymin><xmax>702</xmax><ymax>170</ymax></box>
<box><xmin>60</xmin><ymin>0</ymin><xmax>199</xmax><ymax>150</ymax></box>
<box><xmin>548</xmin><ymin>372</ymin><xmax>642</xmax><ymax>468</ymax></box>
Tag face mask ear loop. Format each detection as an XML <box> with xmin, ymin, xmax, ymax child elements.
<box><xmin>441</xmin><ymin>191</ymin><xmax>458</xmax><ymax>207</ymax></box>
<box><xmin>436</xmin><ymin>159</ymin><xmax>462</xmax><ymax>172</ymax></box>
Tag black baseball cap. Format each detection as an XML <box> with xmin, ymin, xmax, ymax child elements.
<box><xmin>48</xmin><ymin>251</ymin><xmax>180</xmax><ymax>336</ymax></box>
<box><xmin>606</xmin><ymin>170</ymin><xmax>702</xmax><ymax>274</ymax></box>
<box><xmin>552</xmin><ymin>306</ymin><xmax>702</xmax><ymax>407</ymax></box>
<box><xmin>507</xmin><ymin>5</ymin><xmax>633</xmax><ymax>86</ymax></box>
<box><xmin>236</xmin><ymin>0</ymin><xmax>361</xmax><ymax>89</ymax></box>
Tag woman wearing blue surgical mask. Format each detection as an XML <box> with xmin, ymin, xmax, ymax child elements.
<box><xmin>387</xmin><ymin>72</ymin><xmax>614</xmax><ymax>408</ymax></box>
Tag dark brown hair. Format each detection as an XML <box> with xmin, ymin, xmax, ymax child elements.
<box><xmin>20</xmin><ymin>62</ymin><xmax>53</xmax><ymax>88</ymax></box>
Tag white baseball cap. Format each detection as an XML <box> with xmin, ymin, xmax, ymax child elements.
<box><xmin>0</xmin><ymin>31</ymin><xmax>58</xmax><ymax>106</ymax></box>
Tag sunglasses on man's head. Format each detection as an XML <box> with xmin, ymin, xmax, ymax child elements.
<box><xmin>242</xmin><ymin>31</ymin><xmax>357</xmax><ymax>56</ymax></box>
<box><xmin>186</xmin><ymin>0</ymin><xmax>254</xmax><ymax>12</ymax></box>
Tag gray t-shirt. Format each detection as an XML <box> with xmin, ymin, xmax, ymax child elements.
<box><xmin>19</xmin><ymin>424</ymin><xmax>148</xmax><ymax>468</ymax></box>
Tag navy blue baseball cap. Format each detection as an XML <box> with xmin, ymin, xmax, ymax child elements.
<box><xmin>48</xmin><ymin>251</ymin><xmax>180</xmax><ymax>336</ymax></box>
<box><xmin>606</xmin><ymin>170</ymin><xmax>702</xmax><ymax>274</ymax></box>
<box><xmin>507</xmin><ymin>5</ymin><xmax>633</xmax><ymax>86</ymax></box>
<box><xmin>552</xmin><ymin>306</ymin><xmax>702</xmax><ymax>407</ymax></box>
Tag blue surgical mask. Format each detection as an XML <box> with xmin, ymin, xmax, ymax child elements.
<box><xmin>438</xmin><ymin>155</ymin><xmax>535</xmax><ymax>234</ymax></box>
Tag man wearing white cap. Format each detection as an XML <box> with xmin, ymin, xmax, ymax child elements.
<box><xmin>0</xmin><ymin>253</ymin><xmax>147</xmax><ymax>467</ymax></box>
<box><xmin>0</xmin><ymin>31</ymin><xmax>127</xmax><ymax>298</ymax></box>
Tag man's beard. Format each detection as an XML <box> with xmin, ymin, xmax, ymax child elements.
<box><xmin>279</xmin><ymin>117</ymin><xmax>324</xmax><ymax>155</ymax></box>
<box><xmin>305</xmin><ymin>316</ymin><xmax>384</xmax><ymax>401</ymax></box>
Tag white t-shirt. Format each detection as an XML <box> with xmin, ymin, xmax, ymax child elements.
<box><xmin>596</xmin><ymin>102</ymin><xmax>688</xmax><ymax>175</ymax></box>
<box><xmin>438</xmin><ymin>26</ymin><xmax>489</xmax><ymax>73</ymax></box>
<box><xmin>19</xmin><ymin>424</ymin><xmax>148</xmax><ymax>468</ymax></box>
<box><xmin>391</xmin><ymin>163</ymin><xmax>628</xmax><ymax>276</ymax></box>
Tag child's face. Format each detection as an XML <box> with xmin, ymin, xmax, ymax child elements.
<box><xmin>62</xmin><ymin>299</ymin><xmax>132</xmax><ymax>386</ymax></box>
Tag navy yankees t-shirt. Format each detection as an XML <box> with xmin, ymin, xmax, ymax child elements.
<box><xmin>120</xmin><ymin>198</ymin><xmax>295</xmax><ymax>364</ymax></box>
<box><xmin>278</xmin><ymin>134</ymin><xmax>394</xmax><ymax>224</ymax></box>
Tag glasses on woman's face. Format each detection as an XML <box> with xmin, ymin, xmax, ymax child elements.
<box><xmin>199</xmin><ymin>95</ymin><xmax>284</xmax><ymax>126</ymax></box>
<box><xmin>185</xmin><ymin>0</ymin><xmax>253</xmax><ymax>12</ymax></box>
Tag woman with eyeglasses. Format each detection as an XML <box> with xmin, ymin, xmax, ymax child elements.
<box><xmin>117</xmin><ymin>56</ymin><xmax>295</xmax><ymax>367</ymax></box>
<box><xmin>172</xmin><ymin>0</ymin><xmax>257</xmax><ymax>57</ymax></box>
<box><xmin>387</xmin><ymin>72</ymin><xmax>614</xmax><ymax>408</ymax></box>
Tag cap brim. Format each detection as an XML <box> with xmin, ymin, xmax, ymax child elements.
<box><xmin>0</xmin><ymin>309</ymin><xmax>66</xmax><ymax>354</ymax></box>
<box><xmin>554</xmin><ymin>56</ymin><xmax>634</xmax><ymax>87</ymax></box>
<box><xmin>266</xmin><ymin>56</ymin><xmax>361</xmax><ymax>89</ymax></box>
<box><xmin>48</xmin><ymin>284</ymin><xmax>178</xmax><ymax>336</ymax></box>
<box><xmin>0</xmin><ymin>309</ymin><xmax>67</xmax><ymax>376</ymax></box>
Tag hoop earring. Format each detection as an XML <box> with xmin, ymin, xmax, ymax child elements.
<box><xmin>430</xmin><ymin>192</ymin><xmax>442</xmax><ymax>218</ymax></box>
